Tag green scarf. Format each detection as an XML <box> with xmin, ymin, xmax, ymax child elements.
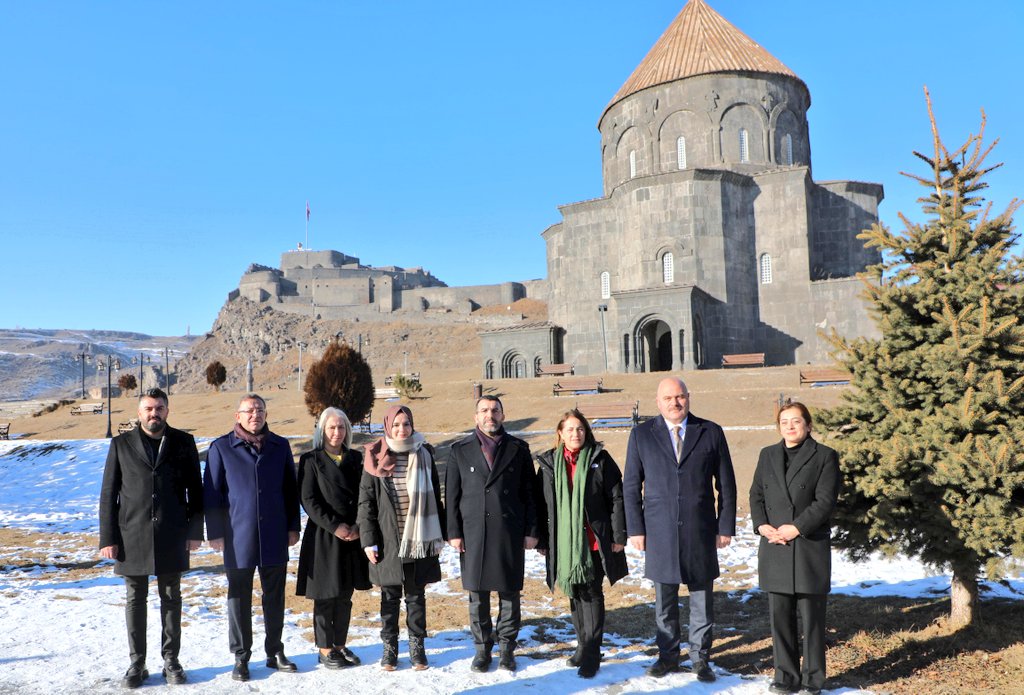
<box><xmin>554</xmin><ymin>444</ymin><xmax>594</xmax><ymax>596</ymax></box>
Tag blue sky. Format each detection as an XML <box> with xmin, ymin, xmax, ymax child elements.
<box><xmin>2</xmin><ymin>1</ymin><xmax>1021</xmax><ymax>336</ymax></box>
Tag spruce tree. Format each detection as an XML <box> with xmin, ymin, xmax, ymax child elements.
<box><xmin>820</xmin><ymin>91</ymin><xmax>1024</xmax><ymax>627</ymax></box>
<box><xmin>303</xmin><ymin>341</ymin><xmax>374</xmax><ymax>424</ymax></box>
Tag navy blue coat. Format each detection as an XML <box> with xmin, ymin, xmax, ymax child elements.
<box><xmin>203</xmin><ymin>430</ymin><xmax>300</xmax><ymax>569</ymax></box>
<box><xmin>623</xmin><ymin>413</ymin><xmax>737</xmax><ymax>586</ymax></box>
<box><xmin>445</xmin><ymin>432</ymin><xmax>538</xmax><ymax>592</ymax></box>
<box><xmin>750</xmin><ymin>438</ymin><xmax>840</xmax><ymax>595</ymax></box>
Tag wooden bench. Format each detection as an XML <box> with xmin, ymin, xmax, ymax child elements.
<box><xmin>70</xmin><ymin>402</ymin><xmax>105</xmax><ymax>415</ymax></box>
<box><xmin>383</xmin><ymin>372</ymin><xmax>421</xmax><ymax>386</ymax></box>
<box><xmin>575</xmin><ymin>401</ymin><xmax>639</xmax><ymax>428</ymax></box>
<box><xmin>117</xmin><ymin>419</ymin><xmax>139</xmax><ymax>434</ymax></box>
<box><xmin>553</xmin><ymin>377</ymin><xmax>603</xmax><ymax>396</ymax></box>
<box><xmin>799</xmin><ymin>367</ymin><xmax>851</xmax><ymax>386</ymax></box>
<box><xmin>722</xmin><ymin>352</ymin><xmax>766</xmax><ymax>367</ymax></box>
<box><xmin>0</xmin><ymin>423</ymin><xmax>9</xmax><ymax>440</ymax></box>
<box><xmin>374</xmin><ymin>387</ymin><xmax>400</xmax><ymax>400</ymax></box>
<box><xmin>537</xmin><ymin>363</ymin><xmax>574</xmax><ymax>377</ymax></box>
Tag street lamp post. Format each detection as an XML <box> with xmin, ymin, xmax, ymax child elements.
<box><xmin>132</xmin><ymin>352</ymin><xmax>151</xmax><ymax>397</ymax></box>
<box><xmin>403</xmin><ymin>351</ymin><xmax>408</xmax><ymax>375</ymax></box>
<box><xmin>597</xmin><ymin>305</ymin><xmax>610</xmax><ymax>372</ymax></box>
<box><xmin>163</xmin><ymin>348</ymin><xmax>171</xmax><ymax>395</ymax></box>
<box><xmin>297</xmin><ymin>342</ymin><xmax>308</xmax><ymax>391</ymax></box>
<box><xmin>73</xmin><ymin>352</ymin><xmax>90</xmax><ymax>399</ymax></box>
<box><xmin>96</xmin><ymin>355</ymin><xmax>122</xmax><ymax>438</ymax></box>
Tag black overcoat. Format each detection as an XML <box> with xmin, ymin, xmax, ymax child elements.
<box><xmin>535</xmin><ymin>444</ymin><xmax>628</xmax><ymax>591</ymax></box>
<box><xmin>295</xmin><ymin>448</ymin><xmax>371</xmax><ymax>599</ymax></box>
<box><xmin>445</xmin><ymin>432</ymin><xmax>538</xmax><ymax>592</ymax></box>
<box><xmin>623</xmin><ymin>413</ymin><xmax>737</xmax><ymax>586</ymax></box>
<box><xmin>749</xmin><ymin>437</ymin><xmax>840</xmax><ymax>595</ymax></box>
<box><xmin>356</xmin><ymin>445</ymin><xmax>446</xmax><ymax>588</ymax></box>
<box><xmin>98</xmin><ymin>425</ymin><xmax>204</xmax><ymax>576</ymax></box>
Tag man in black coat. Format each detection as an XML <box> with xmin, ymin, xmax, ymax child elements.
<box><xmin>623</xmin><ymin>377</ymin><xmax>736</xmax><ymax>682</ymax></box>
<box><xmin>446</xmin><ymin>395</ymin><xmax>539</xmax><ymax>673</ymax></box>
<box><xmin>99</xmin><ymin>388</ymin><xmax>204</xmax><ymax>689</ymax></box>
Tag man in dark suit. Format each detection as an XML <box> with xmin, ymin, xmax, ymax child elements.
<box><xmin>204</xmin><ymin>393</ymin><xmax>301</xmax><ymax>681</ymax></box>
<box><xmin>99</xmin><ymin>387</ymin><xmax>204</xmax><ymax>689</ymax></box>
<box><xmin>446</xmin><ymin>395</ymin><xmax>539</xmax><ymax>673</ymax></box>
<box><xmin>623</xmin><ymin>377</ymin><xmax>736</xmax><ymax>681</ymax></box>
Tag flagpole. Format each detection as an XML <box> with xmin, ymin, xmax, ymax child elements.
<box><xmin>305</xmin><ymin>200</ymin><xmax>309</xmax><ymax>251</ymax></box>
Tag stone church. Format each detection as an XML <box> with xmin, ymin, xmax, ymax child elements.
<box><xmin>481</xmin><ymin>0</ymin><xmax>883</xmax><ymax>377</ymax></box>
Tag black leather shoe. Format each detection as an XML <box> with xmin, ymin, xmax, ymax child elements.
<box><xmin>692</xmin><ymin>659</ymin><xmax>715</xmax><ymax>682</ymax></box>
<box><xmin>645</xmin><ymin>658</ymin><xmax>679</xmax><ymax>678</ymax></box>
<box><xmin>470</xmin><ymin>647</ymin><xmax>492</xmax><ymax>673</ymax></box>
<box><xmin>334</xmin><ymin>646</ymin><xmax>361</xmax><ymax>666</ymax></box>
<box><xmin>266</xmin><ymin>652</ymin><xmax>298</xmax><ymax>672</ymax></box>
<box><xmin>122</xmin><ymin>664</ymin><xmax>148</xmax><ymax>689</ymax></box>
<box><xmin>769</xmin><ymin>683</ymin><xmax>797</xmax><ymax>694</ymax></box>
<box><xmin>231</xmin><ymin>660</ymin><xmax>250</xmax><ymax>682</ymax></box>
<box><xmin>318</xmin><ymin>650</ymin><xmax>347</xmax><ymax>670</ymax></box>
<box><xmin>577</xmin><ymin>661</ymin><xmax>599</xmax><ymax>679</ymax></box>
<box><xmin>162</xmin><ymin>658</ymin><xmax>186</xmax><ymax>684</ymax></box>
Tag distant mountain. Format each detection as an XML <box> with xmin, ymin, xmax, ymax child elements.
<box><xmin>0</xmin><ymin>329</ymin><xmax>199</xmax><ymax>401</ymax></box>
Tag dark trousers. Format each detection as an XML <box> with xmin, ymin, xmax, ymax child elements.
<box><xmin>568</xmin><ymin>551</ymin><xmax>606</xmax><ymax>667</ymax></box>
<box><xmin>124</xmin><ymin>573</ymin><xmax>182</xmax><ymax>665</ymax></box>
<box><xmin>468</xmin><ymin>590</ymin><xmax>521</xmax><ymax>648</ymax></box>
<box><xmin>654</xmin><ymin>581</ymin><xmax>714</xmax><ymax>663</ymax></box>
<box><xmin>380</xmin><ymin>563</ymin><xmax>426</xmax><ymax>642</ymax></box>
<box><xmin>226</xmin><ymin>564</ymin><xmax>286</xmax><ymax>660</ymax></box>
<box><xmin>769</xmin><ymin>592</ymin><xmax>827</xmax><ymax>691</ymax></box>
<box><xmin>313</xmin><ymin>587</ymin><xmax>355</xmax><ymax>649</ymax></box>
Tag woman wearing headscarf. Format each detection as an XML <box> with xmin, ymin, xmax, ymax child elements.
<box><xmin>535</xmin><ymin>409</ymin><xmax>627</xmax><ymax>679</ymax></box>
<box><xmin>357</xmin><ymin>405</ymin><xmax>446</xmax><ymax>672</ymax></box>
<box><xmin>749</xmin><ymin>401</ymin><xmax>840</xmax><ymax>695</ymax></box>
<box><xmin>296</xmin><ymin>407</ymin><xmax>371</xmax><ymax>670</ymax></box>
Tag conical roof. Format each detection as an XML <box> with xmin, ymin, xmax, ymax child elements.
<box><xmin>604</xmin><ymin>0</ymin><xmax>801</xmax><ymax>117</ymax></box>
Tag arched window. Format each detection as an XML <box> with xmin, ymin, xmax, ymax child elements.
<box><xmin>676</xmin><ymin>135</ymin><xmax>687</xmax><ymax>170</ymax></box>
<box><xmin>760</xmin><ymin>253</ymin><xmax>772</xmax><ymax>284</ymax></box>
<box><xmin>629</xmin><ymin>150</ymin><xmax>637</xmax><ymax>178</ymax></box>
<box><xmin>600</xmin><ymin>271</ymin><xmax>610</xmax><ymax>299</ymax></box>
<box><xmin>484</xmin><ymin>360</ymin><xmax>494</xmax><ymax>379</ymax></box>
<box><xmin>533</xmin><ymin>357</ymin><xmax>542</xmax><ymax>377</ymax></box>
<box><xmin>783</xmin><ymin>134</ymin><xmax>793</xmax><ymax>165</ymax></box>
<box><xmin>739</xmin><ymin>129</ymin><xmax>749</xmax><ymax>163</ymax></box>
<box><xmin>662</xmin><ymin>253</ymin><xmax>674</xmax><ymax>284</ymax></box>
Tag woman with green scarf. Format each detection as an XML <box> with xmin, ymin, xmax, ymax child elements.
<box><xmin>535</xmin><ymin>409</ymin><xmax>628</xmax><ymax>678</ymax></box>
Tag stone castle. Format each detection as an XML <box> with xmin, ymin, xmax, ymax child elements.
<box><xmin>233</xmin><ymin>0</ymin><xmax>883</xmax><ymax>378</ymax></box>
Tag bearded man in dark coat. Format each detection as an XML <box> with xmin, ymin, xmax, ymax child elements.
<box><xmin>446</xmin><ymin>395</ymin><xmax>539</xmax><ymax>673</ymax></box>
<box><xmin>99</xmin><ymin>388</ymin><xmax>204</xmax><ymax>689</ymax></box>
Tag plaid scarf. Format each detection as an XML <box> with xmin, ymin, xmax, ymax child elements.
<box><xmin>554</xmin><ymin>444</ymin><xmax>594</xmax><ymax>596</ymax></box>
<box><xmin>382</xmin><ymin>432</ymin><xmax>444</xmax><ymax>560</ymax></box>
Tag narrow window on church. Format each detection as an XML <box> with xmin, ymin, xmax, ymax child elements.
<box><xmin>677</xmin><ymin>136</ymin><xmax>687</xmax><ymax>170</ymax></box>
<box><xmin>783</xmin><ymin>134</ymin><xmax>793</xmax><ymax>165</ymax></box>
<box><xmin>629</xmin><ymin>149</ymin><xmax>637</xmax><ymax>178</ymax></box>
<box><xmin>739</xmin><ymin>129</ymin><xmax>749</xmax><ymax>163</ymax></box>
<box><xmin>760</xmin><ymin>253</ymin><xmax>772</xmax><ymax>284</ymax></box>
<box><xmin>600</xmin><ymin>271</ymin><xmax>611</xmax><ymax>299</ymax></box>
<box><xmin>663</xmin><ymin>253</ymin><xmax>674</xmax><ymax>284</ymax></box>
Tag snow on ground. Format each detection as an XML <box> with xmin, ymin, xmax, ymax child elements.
<box><xmin>1</xmin><ymin>439</ymin><xmax>1022</xmax><ymax>694</ymax></box>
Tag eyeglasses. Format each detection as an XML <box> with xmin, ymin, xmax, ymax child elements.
<box><xmin>238</xmin><ymin>408</ymin><xmax>266</xmax><ymax>415</ymax></box>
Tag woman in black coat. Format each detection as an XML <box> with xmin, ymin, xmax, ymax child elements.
<box><xmin>296</xmin><ymin>407</ymin><xmax>371</xmax><ymax>670</ymax></box>
<box><xmin>535</xmin><ymin>409</ymin><xmax>628</xmax><ymax>679</ymax></box>
<box><xmin>749</xmin><ymin>402</ymin><xmax>840</xmax><ymax>695</ymax></box>
<box><xmin>358</xmin><ymin>405</ymin><xmax>446</xmax><ymax>672</ymax></box>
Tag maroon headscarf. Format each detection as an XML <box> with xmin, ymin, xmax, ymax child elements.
<box><xmin>363</xmin><ymin>405</ymin><xmax>414</xmax><ymax>477</ymax></box>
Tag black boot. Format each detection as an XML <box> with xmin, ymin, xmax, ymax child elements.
<box><xmin>380</xmin><ymin>638</ymin><xmax>398</xmax><ymax>671</ymax></box>
<box><xmin>498</xmin><ymin>641</ymin><xmax>517</xmax><ymax>672</ymax></box>
<box><xmin>470</xmin><ymin>642</ymin><xmax>492</xmax><ymax>672</ymax></box>
<box><xmin>409</xmin><ymin>636</ymin><xmax>428</xmax><ymax>671</ymax></box>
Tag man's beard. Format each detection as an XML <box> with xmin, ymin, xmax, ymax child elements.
<box><xmin>142</xmin><ymin>418</ymin><xmax>165</xmax><ymax>436</ymax></box>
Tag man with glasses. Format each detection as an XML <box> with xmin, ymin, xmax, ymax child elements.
<box><xmin>99</xmin><ymin>387</ymin><xmax>204</xmax><ymax>688</ymax></box>
<box><xmin>204</xmin><ymin>394</ymin><xmax>301</xmax><ymax>681</ymax></box>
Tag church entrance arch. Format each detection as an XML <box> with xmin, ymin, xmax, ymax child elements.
<box><xmin>632</xmin><ymin>315</ymin><xmax>673</xmax><ymax>373</ymax></box>
<box><xmin>501</xmin><ymin>351</ymin><xmax>527</xmax><ymax>379</ymax></box>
